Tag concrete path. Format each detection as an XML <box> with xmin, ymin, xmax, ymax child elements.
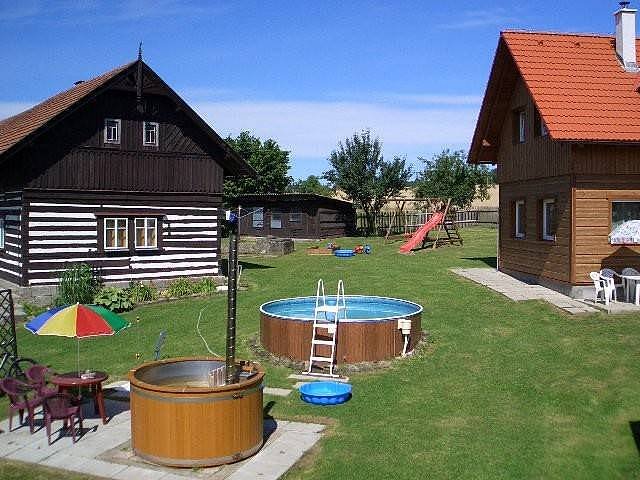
<box><xmin>451</xmin><ymin>268</ymin><xmax>597</xmax><ymax>314</ymax></box>
<box><xmin>0</xmin><ymin>389</ymin><xmax>324</xmax><ymax>479</ymax></box>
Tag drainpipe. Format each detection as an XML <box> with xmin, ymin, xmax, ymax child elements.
<box><xmin>225</xmin><ymin>207</ymin><xmax>240</xmax><ymax>384</ymax></box>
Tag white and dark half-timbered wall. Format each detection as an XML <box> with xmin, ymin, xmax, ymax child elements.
<box><xmin>0</xmin><ymin>191</ymin><xmax>23</xmax><ymax>284</ymax></box>
<box><xmin>23</xmin><ymin>191</ymin><xmax>220</xmax><ymax>286</ymax></box>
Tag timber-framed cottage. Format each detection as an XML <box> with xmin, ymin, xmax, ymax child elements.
<box><xmin>0</xmin><ymin>56</ymin><xmax>252</xmax><ymax>287</ymax></box>
<box><xmin>469</xmin><ymin>4</ymin><xmax>640</xmax><ymax>297</ymax></box>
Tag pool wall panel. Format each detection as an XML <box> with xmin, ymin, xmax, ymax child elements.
<box><xmin>260</xmin><ymin>312</ymin><xmax>422</xmax><ymax>363</ymax></box>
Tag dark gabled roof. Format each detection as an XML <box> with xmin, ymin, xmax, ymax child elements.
<box><xmin>0</xmin><ymin>62</ymin><xmax>133</xmax><ymax>155</ymax></box>
<box><xmin>469</xmin><ymin>31</ymin><xmax>640</xmax><ymax>164</ymax></box>
<box><xmin>235</xmin><ymin>193</ymin><xmax>353</xmax><ymax>208</ymax></box>
<box><xmin>0</xmin><ymin>60</ymin><xmax>254</xmax><ymax>177</ymax></box>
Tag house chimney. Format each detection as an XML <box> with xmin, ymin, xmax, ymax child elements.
<box><xmin>615</xmin><ymin>1</ymin><xmax>638</xmax><ymax>71</ymax></box>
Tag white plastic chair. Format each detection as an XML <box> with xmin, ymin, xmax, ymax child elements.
<box><xmin>590</xmin><ymin>272</ymin><xmax>611</xmax><ymax>305</ymax></box>
<box><xmin>599</xmin><ymin>268</ymin><xmax>622</xmax><ymax>302</ymax></box>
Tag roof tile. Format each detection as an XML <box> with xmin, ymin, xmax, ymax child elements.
<box><xmin>502</xmin><ymin>31</ymin><xmax>640</xmax><ymax>142</ymax></box>
<box><xmin>0</xmin><ymin>62</ymin><xmax>133</xmax><ymax>155</ymax></box>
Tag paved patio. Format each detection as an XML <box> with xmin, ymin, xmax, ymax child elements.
<box><xmin>451</xmin><ymin>268</ymin><xmax>598</xmax><ymax>314</ymax></box>
<box><xmin>0</xmin><ymin>385</ymin><xmax>324</xmax><ymax>479</ymax></box>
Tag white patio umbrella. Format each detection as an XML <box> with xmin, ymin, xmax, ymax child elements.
<box><xmin>609</xmin><ymin>220</ymin><xmax>640</xmax><ymax>245</ymax></box>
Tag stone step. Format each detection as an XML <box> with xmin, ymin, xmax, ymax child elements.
<box><xmin>264</xmin><ymin>387</ymin><xmax>292</xmax><ymax>397</ymax></box>
<box><xmin>288</xmin><ymin>373</ymin><xmax>350</xmax><ymax>383</ymax></box>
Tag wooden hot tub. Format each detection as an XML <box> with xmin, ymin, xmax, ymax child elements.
<box><xmin>129</xmin><ymin>357</ymin><xmax>264</xmax><ymax>467</ymax></box>
<box><xmin>260</xmin><ymin>296</ymin><xmax>423</xmax><ymax>363</ymax></box>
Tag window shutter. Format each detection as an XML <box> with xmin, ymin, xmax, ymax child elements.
<box><xmin>551</xmin><ymin>199</ymin><xmax>559</xmax><ymax>234</ymax></box>
<box><xmin>537</xmin><ymin>199</ymin><xmax>543</xmax><ymax>240</ymax></box>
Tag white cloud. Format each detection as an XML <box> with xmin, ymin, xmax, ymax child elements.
<box><xmin>0</xmin><ymin>102</ymin><xmax>34</xmax><ymax>121</ymax></box>
<box><xmin>0</xmin><ymin>0</ymin><xmax>230</xmax><ymax>23</ymax></box>
<box><xmin>438</xmin><ymin>9</ymin><xmax>517</xmax><ymax>29</ymax></box>
<box><xmin>0</xmin><ymin>97</ymin><xmax>478</xmax><ymax>177</ymax></box>
<box><xmin>192</xmin><ymin>99</ymin><xmax>478</xmax><ymax>158</ymax></box>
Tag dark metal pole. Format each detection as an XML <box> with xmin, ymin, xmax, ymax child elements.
<box><xmin>225</xmin><ymin>207</ymin><xmax>240</xmax><ymax>384</ymax></box>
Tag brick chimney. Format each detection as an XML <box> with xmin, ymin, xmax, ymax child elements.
<box><xmin>615</xmin><ymin>1</ymin><xmax>638</xmax><ymax>71</ymax></box>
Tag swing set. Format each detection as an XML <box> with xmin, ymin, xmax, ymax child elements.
<box><xmin>381</xmin><ymin>198</ymin><xmax>463</xmax><ymax>253</ymax></box>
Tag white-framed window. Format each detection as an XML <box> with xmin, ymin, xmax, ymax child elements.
<box><xmin>135</xmin><ymin>217</ymin><xmax>158</xmax><ymax>249</ymax></box>
<box><xmin>612</xmin><ymin>201</ymin><xmax>640</xmax><ymax>230</ymax></box>
<box><xmin>289</xmin><ymin>211</ymin><xmax>302</xmax><ymax>223</ymax></box>
<box><xmin>104</xmin><ymin>218</ymin><xmax>128</xmax><ymax>249</ymax></box>
<box><xmin>542</xmin><ymin>199</ymin><xmax>556</xmax><ymax>241</ymax></box>
<box><xmin>515</xmin><ymin>200</ymin><xmax>525</xmax><ymax>239</ymax></box>
<box><xmin>143</xmin><ymin>121</ymin><xmax>159</xmax><ymax>146</ymax></box>
<box><xmin>518</xmin><ymin>110</ymin><xmax>526</xmax><ymax>143</ymax></box>
<box><xmin>271</xmin><ymin>210</ymin><xmax>282</xmax><ymax>229</ymax></box>
<box><xmin>252</xmin><ymin>207</ymin><xmax>264</xmax><ymax>228</ymax></box>
<box><xmin>0</xmin><ymin>217</ymin><xmax>4</xmax><ymax>250</ymax></box>
<box><xmin>104</xmin><ymin>118</ymin><xmax>121</xmax><ymax>144</ymax></box>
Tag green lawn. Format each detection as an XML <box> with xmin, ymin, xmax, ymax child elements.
<box><xmin>3</xmin><ymin>228</ymin><xmax>640</xmax><ymax>479</ymax></box>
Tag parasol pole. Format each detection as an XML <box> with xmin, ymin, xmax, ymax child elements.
<box><xmin>225</xmin><ymin>206</ymin><xmax>240</xmax><ymax>384</ymax></box>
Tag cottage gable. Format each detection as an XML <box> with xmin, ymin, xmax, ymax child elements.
<box><xmin>0</xmin><ymin>60</ymin><xmax>252</xmax><ymax>192</ymax></box>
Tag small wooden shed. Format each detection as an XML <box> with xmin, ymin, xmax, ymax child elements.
<box><xmin>235</xmin><ymin>193</ymin><xmax>355</xmax><ymax>239</ymax></box>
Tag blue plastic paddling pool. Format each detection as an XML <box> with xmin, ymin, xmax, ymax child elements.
<box><xmin>299</xmin><ymin>381</ymin><xmax>352</xmax><ymax>405</ymax></box>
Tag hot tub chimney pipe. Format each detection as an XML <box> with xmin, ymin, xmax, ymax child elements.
<box><xmin>225</xmin><ymin>207</ymin><xmax>240</xmax><ymax>384</ymax></box>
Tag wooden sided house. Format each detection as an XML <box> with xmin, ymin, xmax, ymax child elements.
<box><xmin>0</xmin><ymin>56</ymin><xmax>253</xmax><ymax>287</ymax></box>
<box><xmin>236</xmin><ymin>193</ymin><xmax>355</xmax><ymax>239</ymax></box>
<box><xmin>469</xmin><ymin>4</ymin><xmax>640</xmax><ymax>297</ymax></box>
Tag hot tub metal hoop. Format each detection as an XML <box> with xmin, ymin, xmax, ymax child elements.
<box><xmin>131</xmin><ymin>383</ymin><xmax>263</xmax><ymax>404</ymax></box>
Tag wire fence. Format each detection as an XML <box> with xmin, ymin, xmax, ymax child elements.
<box><xmin>356</xmin><ymin>208</ymin><xmax>498</xmax><ymax>236</ymax></box>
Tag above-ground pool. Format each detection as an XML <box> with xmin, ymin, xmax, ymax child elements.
<box><xmin>260</xmin><ymin>295</ymin><xmax>423</xmax><ymax>363</ymax></box>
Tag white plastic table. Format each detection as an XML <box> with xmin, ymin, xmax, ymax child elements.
<box><xmin>620</xmin><ymin>274</ymin><xmax>640</xmax><ymax>305</ymax></box>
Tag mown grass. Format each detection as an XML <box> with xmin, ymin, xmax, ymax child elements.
<box><xmin>3</xmin><ymin>228</ymin><xmax>640</xmax><ymax>479</ymax></box>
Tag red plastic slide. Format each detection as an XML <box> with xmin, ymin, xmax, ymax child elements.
<box><xmin>399</xmin><ymin>211</ymin><xmax>445</xmax><ymax>254</ymax></box>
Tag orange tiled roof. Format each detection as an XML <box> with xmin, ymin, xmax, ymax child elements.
<box><xmin>0</xmin><ymin>62</ymin><xmax>134</xmax><ymax>155</ymax></box>
<box><xmin>503</xmin><ymin>31</ymin><xmax>640</xmax><ymax>142</ymax></box>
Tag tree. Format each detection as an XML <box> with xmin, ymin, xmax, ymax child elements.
<box><xmin>288</xmin><ymin>175</ymin><xmax>333</xmax><ymax>196</ymax></box>
<box><xmin>415</xmin><ymin>149</ymin><xmax>495</xmax><ymax>209</ymax></box>
<box><xmin>223</xmin><ymin>131</ymin><xmax>292</xmax><ymax>200</ymax></box>
<box><xmin>324</xmin><ymin>130</ymin><xmax>413</xmax><ymax>235</ymax></box>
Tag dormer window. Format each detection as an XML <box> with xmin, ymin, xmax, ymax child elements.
<box><xmin>143</xmin><ymin>121</ymin><xmax>159</xmax><ymax>146</ymax></box>
<box><xmin>104</xmin><ymin>118</ymin><xmax>121</xmax><ymax>144</ymax></box>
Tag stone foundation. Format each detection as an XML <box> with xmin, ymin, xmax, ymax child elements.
<box><xmin>239</xmin><ymin>236</ymin><xmax>295</xmax><ymax>256</ymax></box>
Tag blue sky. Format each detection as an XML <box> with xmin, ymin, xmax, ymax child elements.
<box><xmin>0</xmin><ymin>0</ymin><xmax>625</xmax><ymax>179</ymax></box>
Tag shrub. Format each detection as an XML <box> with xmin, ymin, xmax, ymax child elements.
<box><xmin>166</xmin><ymin>278</ymin><xmax>195</xmax><ymax>297</ymax></box>
<box><xmin>94</xmin><ymin>287</ymin><xmax>134</xmax><ymax>312</ymax></box>
<box><xmin>22</xmin><ymin>302</ymin><xmax>47</xmax><ymax>318</ymax></box>
<box><xmin>55</xmin><ymin>263</ymin><xmax>99</xmax><ymax>305</ymax></box>
<box><xmin>127</xmin><ymin>281</ymin><xmax>158</xmax><ymax>303</ymax></box>
<box><xmin>193</xmin><ymin>277</ymin><xmax>217</xmax><ymax>295</ymax></box>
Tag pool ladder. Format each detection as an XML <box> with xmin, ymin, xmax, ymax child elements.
<box><xmin>304</xmin><ymin>279</ymin><xmax>346</xmax><ymax>377</ymax></box>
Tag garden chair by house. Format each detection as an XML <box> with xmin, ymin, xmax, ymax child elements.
<box><xmin>26</xmin><ymin>365</ymin><xmax>57</xmax><ymax>398</ymax></box>
<box><xmin>599</xmin><ymin>268</ymin><xmax>623</xmax><ymax>302</ymax></box>
<box><xmin>0</xmin><ymin>377</ymin><xmax>43</xmax><ymax>433</ymax></box>
<box><xmin>43</xmin><ymin>393</ymin><xmax>83</xmax><ymax>445</ymax></box>
<box><xmin>621</xmin><ymin>267</ymin><xmax>640</xmax><ymax>303</ymax></box>
<box><xmin>590</xmin><ymin>272</ymin><xmax>612</xmax><ymax>305</ymax></box>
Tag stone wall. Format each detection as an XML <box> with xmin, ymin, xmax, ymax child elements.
<box><xmin>239</xmin><ymin>236</ymin><xmax>295</xmax><ymax>256</ymax></box>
